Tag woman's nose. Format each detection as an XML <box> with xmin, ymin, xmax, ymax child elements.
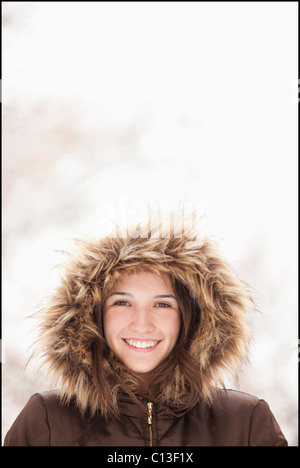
<box><xmin>129</xmin><ymin>309</ymin><xmax>155</xmax><ymax>334</ymax></box>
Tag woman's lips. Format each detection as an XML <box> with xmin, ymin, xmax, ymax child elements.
<box><xmin>122</xmin><ymin>338</ymin><xmax>162</xmax><ymax>351</ymax></box>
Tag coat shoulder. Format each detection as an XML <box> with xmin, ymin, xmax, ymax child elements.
<box><xmin>38</xmin><ymin>391</ymin><xmax>97</xmax><ymax>445</ymax></box>
<box><xmin>206</xmin><ymin>389</ymin><xmax>288</xmax><ymax>446</ymax></box>
<box><xmin>4</xmin><ymin>391</ymin><xmax>95</xmax><ymax>446</ymax></box>
<box><xmin>4</xmin><ymin>393</ymin><xmax>50</xmax><ymax>446</ymax></box>
<box><xmin>214</xmin><ymin>388</ymin><xmax>261</xmax><ymax>409</ymax></box>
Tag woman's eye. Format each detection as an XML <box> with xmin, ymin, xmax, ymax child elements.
<box><xmin>113</xmin><ymin>300</ymin><xmax>130</xmax><ymax>306</ymax></box>
<box><xmin>154</xmin><ymin>302</ymin><xmax>171</xmax><ymax>308</ymax></box>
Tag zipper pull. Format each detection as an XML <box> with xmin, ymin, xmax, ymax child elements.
<box><xmin>147</xmin><ymin>402</ymin><xmax>153</xmax><ymax>425</ymax></box>
<box><xmin>147</xmin><ymin>402</ymin><xmax>153</xmax><ymax>446</ymax></box>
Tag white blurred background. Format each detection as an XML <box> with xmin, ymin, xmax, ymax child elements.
<box><xmin>2</xmin><ymin>2</ymin><xmax>298</xmax><ymax>445</ymax></box>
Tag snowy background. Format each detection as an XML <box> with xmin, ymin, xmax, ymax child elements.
<box><xmin>2</xmin><ymin>2</ymin><xmax>298</xmax><ymax>444</ymax></box>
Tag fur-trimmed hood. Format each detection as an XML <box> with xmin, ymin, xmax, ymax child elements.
<box><xmin>34</xmin><ymin>217</ymin><xmax>252</xmax><ymax>417</ymax></box>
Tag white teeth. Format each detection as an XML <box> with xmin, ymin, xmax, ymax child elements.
<box><xmin>124</xmin><ymin>339</ymin><xmax>159</xmax><ymax>349</ymax></box>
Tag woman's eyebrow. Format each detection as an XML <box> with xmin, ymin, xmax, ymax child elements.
<box><xmin>154</xmin><ymin>294</ymin><xmax>177</xmax><ymax>300</ymax></box>
<box><xmin>108</xmin><ymin>292</ymin><xmax>134</xmax><ymax>297</ymax></box>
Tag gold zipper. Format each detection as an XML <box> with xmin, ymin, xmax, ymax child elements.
<box><xmin>147</xmin><ymin>402</ymin><xmax>153</xmax><ymax>447</ymax></box>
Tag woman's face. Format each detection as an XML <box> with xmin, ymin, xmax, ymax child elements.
<box><xmin>103</xmin><ymin>271</ymin><xmax>181</xmax><ymax>374</ymax></box>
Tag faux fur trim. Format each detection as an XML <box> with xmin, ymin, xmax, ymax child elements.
<box><xmin>33</xmin><ymin>217</ymin><xmax>252</xmax><ymax>415</ymax></box>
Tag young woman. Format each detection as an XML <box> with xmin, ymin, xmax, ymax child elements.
<box><xmin>4</xmin><ymin>219</ymin><xmax>287</xmax><ymax>446</ymax></box>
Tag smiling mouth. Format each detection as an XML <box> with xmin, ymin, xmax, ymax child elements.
<box><xmin>122</xmin><ymin>338</ymin><xmax>161</xmax><ymax>349</ymax></box>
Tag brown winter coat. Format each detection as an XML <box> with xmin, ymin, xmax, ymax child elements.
<box><xmin>4</xmin><ymin>217</ymin><xmax>288</xmax><ymax>446</ymax></box>
<box><xmin>5</xmin><ymin>389</ymin><xmax>287</xmax><ymax>446</ymax></box>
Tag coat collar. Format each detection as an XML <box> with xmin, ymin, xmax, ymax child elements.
<box><xmin>117</xmin><ymin>390</ymin><xmax>194</xmax><ymax>420</ymax></box>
